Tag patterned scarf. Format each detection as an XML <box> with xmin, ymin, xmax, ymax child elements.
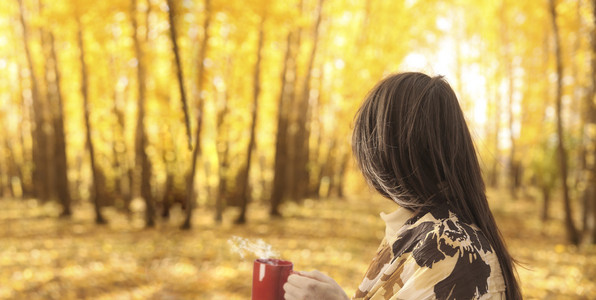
<box><xmin>354</xmin><ymin>205</ymin><xmax>506</xmax><ymax>300</ymax></box>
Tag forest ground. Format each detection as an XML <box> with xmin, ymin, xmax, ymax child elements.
<box><xmin>0</xmin><ymin>188</ymin><xmax>595</xmax><ymax>299</ymax></box>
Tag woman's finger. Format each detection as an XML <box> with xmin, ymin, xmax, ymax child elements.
<box><xmin>298</xmin><ymin>270</ymin><xmax>334</xmax><ymax>284</ymax></box>
<box><xmin>283</xmin><ymin>281</ymin><xmax>303</xmax><ymax>300</ymax></box>
<box><xmin>287</xmin><ymin>273</ymin><xmax>319</xmax><ymax>288</ymax></box>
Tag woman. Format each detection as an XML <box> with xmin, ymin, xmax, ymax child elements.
<box><xmin>283</xmin><ymin>72</ymin><xmax>522</xmax><ymax>300</ymax></box>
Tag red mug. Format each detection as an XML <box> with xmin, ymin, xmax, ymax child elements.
<box><xmin>252</xmin><ymin>258</ymin><xmax>293</xmax><ymax>300</ymax></box>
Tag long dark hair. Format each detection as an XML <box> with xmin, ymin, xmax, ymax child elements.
<box><xmin>352</xmin><ymin>72</ymin><xmax>521</xmax><ymax>299</ymax></box>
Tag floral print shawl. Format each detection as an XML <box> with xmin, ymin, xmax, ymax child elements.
<box><xmin>354</xmin><ymin>204</ymin><xmax>506</xmax><ymax>300</ymax></box>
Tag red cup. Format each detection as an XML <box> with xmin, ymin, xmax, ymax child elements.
<box><xmin>252</xmin><ymin>258</ymin><xmax>293</xmax><ymax>300</ymax></box>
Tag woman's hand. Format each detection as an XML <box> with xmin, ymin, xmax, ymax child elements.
<box><xmin>283</xmin><ymin>270</ymin><xmax>350</xmax><ymax>300</ymax></box>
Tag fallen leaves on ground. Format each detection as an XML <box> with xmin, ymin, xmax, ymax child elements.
<box><xmin>0</xmin><ymin>189</ymin><xmax>594</xmax><ymax>299</ymax></box>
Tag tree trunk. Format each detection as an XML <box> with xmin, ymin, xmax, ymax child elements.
<box><xmin>109</xmin><ymin>52</ymin><xmax>133</xmax><ymax>213</ymax></box>
<box><xmin>2</xmin><ymin>137</ymin><xmax>18</xmax><ymax>197</ymax></box>
<box><xmin>335</xmin><ymin>150</ymin><xmax>350</xmax><ymax>198</ymax></box>
<box><xmin>235</xmin><ymin>19</ymin><xmax>265</xmax><ymax>225</ymax></box>
<box><xmin>572</xmin><ymin>0</ymin><xmax>585</xmax><ymax>198</ymax></box>
<box><xmin>48</xmin><ymin>32</ymin><xmax>71</xmax><ymax>216</ymax></box>
<box><xmin>109</xmin><ymin>57</ymin><xmax>131</xmax><ymax>212</ymax></box>
<box><xmin>164</xmin><ymin>0</ymin><xmax>189</xmax><ymax>221</ymax></box>
<box><xmin>499</xmin><ymin>0</ymin><xmax>518</xmax><ymax>199</ymax></box>
<box><xmin>77</xmin><ymin>19</ymin><xmax>107</xmax><ymax>225</ymax></box>
<box><xmin>214</xmin><ymin>113</ymin><xmax>230</xmax><ymax>223</ymax></box>
<box><xmin>181</xmin><ymin>0</ymin><xmax>212</xmax><ymax>230</ymax></box>
<box><xmin>540</xmin><ymin>34</ymin><xmax>553</xmax><ymax>220</ymax></box>
<box><xmin>214</xmin><ymin>54</ymin><xmax>232</xmax><ymax>223</ymax></box>
<box><xmin>490</xmin><ymin>87</ymin><xmax>501</xmax><ymax>188</ymax></box>
<box><xmin>161</xmin><ymin>172</ymin><xmax>174</xmax><ymax>219</ymax></box>
<box><xmin>214</xmin><ymin>139</ymin><xmax>230</xmax><ymax>221</ymax></box>
<box><xmin>215</xmin><ymin>147</ymin><xmax>229</xmax><ymax>222</ymax></box>
<box><xmin>290</xmin><ymin>0</ymin><xmax>324</xmax><ymax>202</ymax></box>
<box><xmin>160</xmin><ymin>117</ymin><xmax>179</xmax><ymax>219</ymax></box>
<box><xmin>1</xmin><ymin>153</ymin><xmax>11</xmax><ymax>198</ymax></box>
<box><xmin>131</xmin><ymin>0</ymin><xmax>155</xmax><ymax>227</ymax></box>
<box><xmin>17</xmin><ymin>0</ymin><xmax>51</xmax><ymax>202</ymax></box>
<box><xmin>315</xmin><ymin>138</ymin><xmax>336</xmax><ymax>198</ymax></box>
<box><xmin>506</xmin><ymin>64</ymin><xmax>518</xmax><ymax>200</ymax></box>
<box><xmin>307</xmin><ymin>61</ymin><xmax>325</xmax><ymax>199</ymax></box>
<box><xmin>506</xmin><ymin>61</ymin><xmax>520</xmax><ymax>199</ymax></box>
<box><xmin>585</xmin><ymin>0</ymin><xmax>596</xmax><ymax>243</ymax></box>
<box><xmin>541</xmin><ymin>185</ymin><xmax>551</xmax><ymax>222</ymax></box>
<box><xmin>549</xmin><ymin>0</ymin><xmax>579</xmax><ymax>245</ymax></box>
<box><xmin>270</xmin><ymin>32</ymin><xmax>294</xmax><ymax>217</ymax></box>
<box><xmin>16</xmin><ymin>63</ymin><xmax>33</xmax><ymax>198</ymax></box>
<box><xmin>166</xmin><ymin>0</ymin><xmax>192</xmax><ymax>150</ymax></box>
<box><xmin>38</xmin><ymin>0</ymin><xmax>58</xmax><ymax>204</ymax></box>
<box><xmin>283</xmin><ymin>2</ymin><xmax>304</xmax><ymax>203</ymax></box>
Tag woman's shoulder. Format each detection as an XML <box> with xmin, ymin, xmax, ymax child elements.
<box><xmin>389</xmin><ymin>205</ymin><xmax>506</xmax><ymax>299</ymax></box>
<box><xmin>392</xmin><ymin>204</ymin><xmax>494</xmax><ymax>259</ymax></box>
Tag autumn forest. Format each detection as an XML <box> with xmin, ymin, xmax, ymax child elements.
<box><xmin>1</xmin><ymin>0</ymin><xmax>596</xmax><ymax>298</ymax></box>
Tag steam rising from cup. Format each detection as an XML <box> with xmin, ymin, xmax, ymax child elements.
<box><xmin>227</xmin><ymin>236</ymin><xmax>280</xmax><ymax>259</ymax></box>
<box><xmin>227</xmin><ymin>236</ymin><xmax>292</xmax><ymax>299</ymax></box>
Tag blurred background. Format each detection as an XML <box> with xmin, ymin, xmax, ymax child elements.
<box><xmin>0</xmin><ymin>0</ymin><xmax>595</xmax><ymax>298</ymax></box>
